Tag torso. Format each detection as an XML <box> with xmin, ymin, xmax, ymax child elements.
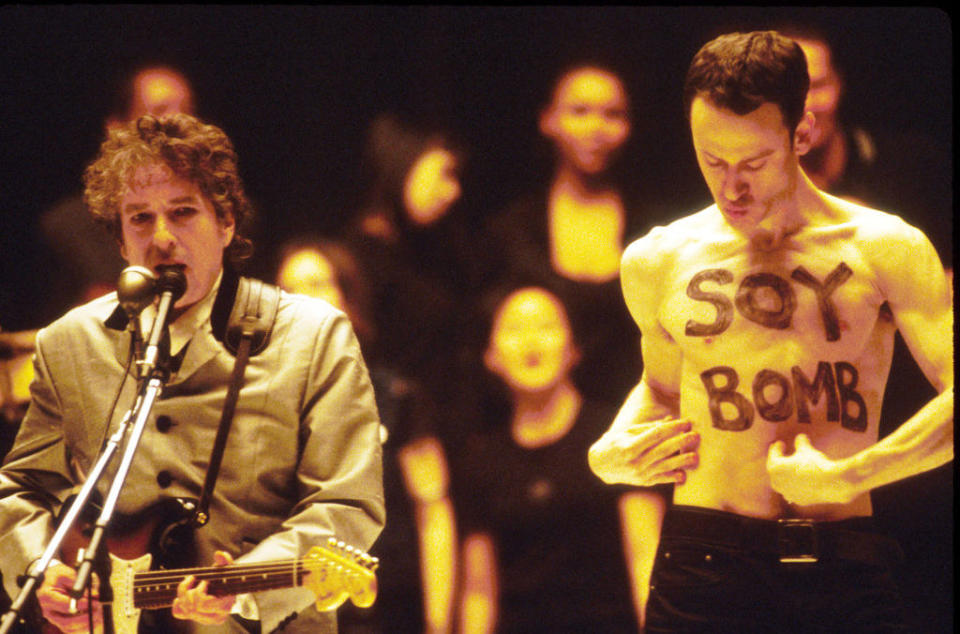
<box><xmin>650</xmin><ymin>202</ymin><xmax>898</xmax><ymax>519</ymax></box>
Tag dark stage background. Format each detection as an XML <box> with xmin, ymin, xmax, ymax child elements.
<box><xmin>0</xmin><ymin>6</ymin><xmax>952</xmax><ymax>632</ymax></box>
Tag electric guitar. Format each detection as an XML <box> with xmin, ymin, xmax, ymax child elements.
<box><xmin>44</xmin><ymin>497</ymin><xmax>378</xmax><ymax>633</ymax></box>
<box><xmin>101</xmin><ymin>537</ymin><xmax>378</xmax><ymax>634</ymax></box>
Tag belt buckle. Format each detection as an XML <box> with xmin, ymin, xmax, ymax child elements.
<box><xmin>777</xmin><ymin>519</ymin><xmax>819</xmax><ymax>564</ymax></box>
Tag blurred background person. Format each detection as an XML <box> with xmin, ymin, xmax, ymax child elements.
<box><xmin>782</xmin><ymin>25</ymin><xmax>952</xmax><ymax>273</ymax></box>
<box><xmin>274</xmin><ymin>237</ymin><xmax>460</xmax><ymax>634</ymax></box>
<box><xmin>37</xmin><ymin>65</ymin><xmax>198</xmax><ymax>322</ymax></box>
<box><xmin>454</xmin><ymin>286</ymin><xmax>652</xmax><ymax>633</ymax></box>
<box><xmin>342</xmin><ymin>113</ymin><xmax>486</xmax><ymax>446</ymax></box>
<box><xmin>481</xmin><ymin>60</ymin><xmax>660</xmax><ymax>409</ymax></box>
<box><xmin>781</xmin><ymin>24</ymin><xmax>953</xmax><ymax>633</ymax></box>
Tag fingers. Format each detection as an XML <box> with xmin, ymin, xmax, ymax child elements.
<box><xmin>630</xmin><ymin>424</ymin><xmax>699</xmax><ymax>477</ymax></box>
<box><xmin>590</xmin><ymin>418</ymin><xmax>699</xmax><ymax>486</ymax></box>
<box><xmin>213</xmin><ymin>550</ymin><xmax>234</xmax><ymax>566</ymax></box>
<box><xmin>173</xmin><ymin>573</ymin><xmax>236</xmax><ymax>624</ymax></box>
<box><xmin>767</xmin><ymin>440</ymin><xmax>786</xmax><ymax>461</ymax></box>
<box><xmin>37</xmin><ymin>564</ymin><xmax>103</xmax><ymax>633</ymax></box>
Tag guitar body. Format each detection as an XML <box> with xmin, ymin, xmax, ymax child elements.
<box><xmin>40</xmin><ymin>497</ymin><xmax>198</xmax><ymax>634</ymax></box>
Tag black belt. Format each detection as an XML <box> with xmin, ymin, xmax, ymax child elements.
<box><xmin>661</xmin><ymin>505</ymin><xmax>903</xmax><ymax>566</ymax></box>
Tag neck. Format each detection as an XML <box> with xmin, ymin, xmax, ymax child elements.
<box><xmin>801</xmin><ymin>126</ymin><xmax>847</xmax><ymax>190</ymax></box>
<box><xmin>745</xmin><ymin>169</ymin><xmax>820</xmax><ymax>252</ymax></box>
<box><xmin>552</xmin><ymin>164</ymin><xmax>618</xmax><ymax>200</ymax></box>
<box><xmin>511</xmin><ymin>380</ymin><xmax>581</xmax><ymax>448</ymax></box>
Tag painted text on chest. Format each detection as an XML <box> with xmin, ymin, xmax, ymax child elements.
<box><xmin>684</xmin><ymin>262</ymin><xmax>867</xmax><ymax>432</ymax></box>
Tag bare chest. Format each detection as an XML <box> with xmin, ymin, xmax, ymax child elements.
<box><xmin>661</xmin><ymin>243</ymin><xmax>894</xmax><ymax>435</ymax></box>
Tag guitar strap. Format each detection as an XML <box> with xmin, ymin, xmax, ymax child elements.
<box><xmin>192</xmin><ymin>277</ymin><xmax>280</xmax><ymax>528</ymax></box>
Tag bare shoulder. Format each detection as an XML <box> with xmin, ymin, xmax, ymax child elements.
<box><xmin>622</xmin><ymin>207</ymin><xmax>717</xmax><ymax>273</ymax></box>
<box><xmin>828</xmin><ymin>195</ymin><xmax>934</xmax><ymax>254</ymax></box>
<box><xmin>825</xmin><ymin>194</ymin><xmax>947</xmax><ymax>298</ymax></box>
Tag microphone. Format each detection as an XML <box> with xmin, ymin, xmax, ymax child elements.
<box><xmin>116</xmin><ymin>266</ymin><xmax>157</xmax><ymax>319</ymax></box>
<box><xmin>139</xmin><ymin>266</ymin><xmax>187</xmax><ymax>377</ymax></box>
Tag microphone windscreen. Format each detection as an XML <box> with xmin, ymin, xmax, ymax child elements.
<box><xmin>117</xmin><ymin>266</ymin><xmax>157</xmax><ymax>317</ymax></box>
<box><xmin>157</xmin><ymin>266</ymin><xmax>188</xmax><ymax>302</ymax></box>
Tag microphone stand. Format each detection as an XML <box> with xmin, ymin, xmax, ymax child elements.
<box><xmin>0</xmin><ymin>267</ymin><xmax>184</xmax><ymax>634</ymax></box>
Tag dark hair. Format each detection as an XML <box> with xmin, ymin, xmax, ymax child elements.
<box><xmin>83</xmin><ymin>113</ymin><xmax>253</xmax><ymax>265</ymax></box>
<box><xmin>683</xmin><ymin>31</ymin><xmax>809</xmax><ymax>135</ymax></box>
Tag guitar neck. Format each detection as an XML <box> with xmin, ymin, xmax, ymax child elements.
<box><xmin>133</xmin><ymin>560</ymin><xmax>307</xmax><ymax>609</ymax></box>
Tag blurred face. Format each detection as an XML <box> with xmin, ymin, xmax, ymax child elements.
<box><xmin>690</xmin><ymin>97</ymin><xmax>811</xmax><ymax>234</ymax></box>
<box><xmin>119</xmin><ymin>164</ymin><xmax>234</xmax><ymax>309</ymax></box>
<box><xmin>277</xmin><ymin>247</ymin><xmax>345</xmax><ymax>310</ymax></box>
<box><xmin>795</xmin><ymin>38</ymin><xmax>842</xmax><ymax>149</ymax></box>
<box><xmin>540</xmin><ymin>67</ymin><xmax>631</xmax><ymax>175</ymax></box>
<box><xmin>130</xmin><ymin>68</ymin><xmax>194</xmax><ymax>119</ymax></box>
<box><xmin>485</xmin><ymin>288</ymin><xmax>578</xmax><ymax>392</ymax></box>
<box><xmin>402</xmin><ymin>147</ymin><xmax>462</xmax><ymax>226</ymax></box>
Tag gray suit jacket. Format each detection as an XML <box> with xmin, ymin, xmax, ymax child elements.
<box><xmin>0</xmin><ymin>275</ymin><xmax>385</xmax><ymax>632</ymax></box>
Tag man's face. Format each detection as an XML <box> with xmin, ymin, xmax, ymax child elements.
<box><xmin>485</xmin><ymin>288</ymin><xmax>578</xmax><ymax>392</ymax></box>
<box><xmin>690</xmin><ymin>97</ymin><xmax>805</xmax><ymax>234</ymax></box>
<box><xmin>119</xmin><ymin>164</ymin><xmax>234</xmax><ymax>309</ymax></box>
<box><xmin>540</xmin><ymin>68</ymin><xmax>631</xmax><ymax>175</ymax></box>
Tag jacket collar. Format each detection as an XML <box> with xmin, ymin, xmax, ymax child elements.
<box><xmin>103</xmin><ymin>267</ymin><xmax>241</xmax><ymax>383</ymax></box>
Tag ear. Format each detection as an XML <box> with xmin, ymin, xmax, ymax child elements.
<box><xmin>483</xmin><ymin>345</ymin><xmax>500</xmax><ymax>375</ymax></box>
<box><xmin>220</xmin><ymin>212</ymin><xmax>236</xmax><ymax>247</ymax></box>
<box><xmin>565</xmin><ymin>341</ymin><xmax>582</xmax><ymax>371</ymax></box>
<box><xmin>793</xmin><ymin>111</ymin><xmax>817</xmax><ymax>156</ymax></box>
<box><xmin>538</xmin><ymin>106</ymin><xmax>557</xmax><ymax>139</ymax></box>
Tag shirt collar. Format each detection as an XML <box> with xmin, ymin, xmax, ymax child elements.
<box><xmin>139</xmin><ymin>270</ymin><xmax>223</xmax><ymax>357</ymax></box>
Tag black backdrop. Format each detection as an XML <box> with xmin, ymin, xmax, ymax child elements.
<box><xmin>0</xmin><ymin>6</ymin><xmax>953</xmax><ymax>631</ymax></box>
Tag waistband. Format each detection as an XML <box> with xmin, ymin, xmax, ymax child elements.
<box><xmin>661</xmin><ymin>505</ymin><xmax>902</xmax><ymax>566</ymax></box>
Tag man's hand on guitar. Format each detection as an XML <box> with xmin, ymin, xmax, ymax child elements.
<box><xmin>37</xmin><ymin>562</ymin><xmax>104</xmax><ymax>634</ymax></box>
<box><xmin>589</xmin><ymin>417</ymin><xmax>700</xmax><ymax>486</ymax></box>
<box><xmin>171</xmin><ymin>550</ymin><xmax>237</xmax><ymax>625</ymax></box>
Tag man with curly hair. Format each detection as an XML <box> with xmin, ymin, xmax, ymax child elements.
<box><xmin>0</xmin><ymin>114</ymin><xmax>385</xmax><ymax>633</ymax></box>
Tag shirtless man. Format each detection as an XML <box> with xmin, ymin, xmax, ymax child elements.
<box><xmin>589</xmin><ymin>31</ymin><xmax>953</xmax><ymax>631</ymax></box>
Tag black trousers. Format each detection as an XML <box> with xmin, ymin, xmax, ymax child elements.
<box><xmin>646</xmin><ymin>506</ymin><xmax>910</xmax><ymax>633</ymax></box>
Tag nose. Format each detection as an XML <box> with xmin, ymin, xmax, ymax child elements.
<box><xmin>721</xmin><ymin>168</ymin><xmax>748</xmax><ymax>202</ymax></box>
<box><xmin>151</xmin><ymin>215</ymin><xmax>177</xmax><ymax>252</ymax></box>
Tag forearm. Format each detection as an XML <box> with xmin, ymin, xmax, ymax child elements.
<box><xmin>458</xmin><ymin>533</ymin><xmax>498</xmax><ymax>634</ymax></box>
<box><xmin>842</xmin><ymin>385</ymin><xmax>953</xmax><ymax>495</ymax></box>
<box><xmin>416</xmin><ymin>498</ymin><xmax>457</xmax><ymax>634</ymax></box>
<box><xmin>618</xmin><ymin>490</ymin><xmax>667</xmax><ymax>630</ymax></box>
<box><xmin>609</xmin><ymin>376</ymin><xmax>679</xmax><ymax>433</ymax></box>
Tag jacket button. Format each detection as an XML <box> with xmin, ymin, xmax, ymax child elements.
<box><xmin>156</xmin><ymin>415</ymin><xmax>174</xmax><ymax>433</ymax></box>
<box><xmin>156</xmin><ymin>470</ymin><xmax>173</xmax><ymax>488</ymax></box>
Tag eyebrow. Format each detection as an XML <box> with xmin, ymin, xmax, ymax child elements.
<box><xmin>704</xmin><ymin>149</ymin><xmax>775</xmax><ymax>164</ymax></box>
<box><xmin>121</xmin><ymin>195</ymin><xmax>200</xmax><ymax>214</ymax></box>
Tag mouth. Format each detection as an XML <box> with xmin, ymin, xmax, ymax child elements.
<box><xmin>154</xmin><ymin>262</ymin><xmax>186</xmax><ymax>276</ymax></box>
<box><xmin>723</xmin><ymin>204</ymin><xmax>750</xmax><ymax>218</ymax></box>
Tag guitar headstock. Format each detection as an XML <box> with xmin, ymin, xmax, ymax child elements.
<box><xmin>304</xmin><ymin>537</ymin><xmax>379</xmax><ymax>611</ymax></box>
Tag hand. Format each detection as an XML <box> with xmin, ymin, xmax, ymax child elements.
<box><xmin>36</xmin><ymin>562</ymin><xmax>103</xmax><ymax>634</ymax></box>
<box><xmin>589</xmin><ymin>417</ymin><xmax>700</xmax><ymax>486</ymax></box>
<box><xmin>171</xmin><ymin>550</ymin><xmax>237</xmax><ymax>625</ymax></box>
<box><xmin>767</xmin><ymin>433</ymin><xmax>856</xmax><ymax>505</ymax></box>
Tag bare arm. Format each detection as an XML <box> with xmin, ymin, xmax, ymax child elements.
<box><xmin>589</xmin><ymin>236</ymin><xmax>700</xmax><ymax>486</ymax></box>
<box><xmin>618</xmin><ymin>490</ymin><xmax>667</xmax><ymax>630</ymax></box>
<box><xmin>769</xmin><ymin>220</ymin><xmax>953</xmax><ymax>504</ymax></box>
<box><xmin>458</xmin><ymin>532</ymin><xmax>498</xmax><ymax>634</ymax></box>
<box><xmin>843</xmin><ymin>222</ymin><xmax>953</xmax><ymax>488</ymax></box>
<box><xmin>398</xmin><ymin>436</ymin><xmax>458</xmax><ymax>634</ymax></box>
